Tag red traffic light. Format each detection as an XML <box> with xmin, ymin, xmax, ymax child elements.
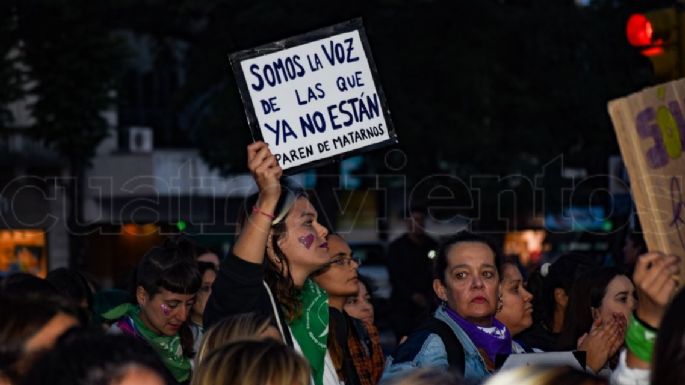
<box><xmin>626</xmin><ymin>13</ymin><xmax>666</xmax><ymax>56</ymax></box>
<box><xmin>627</xmin><ymin>14</ymin><xmax>656</xmax><ymax>47</ymax></box>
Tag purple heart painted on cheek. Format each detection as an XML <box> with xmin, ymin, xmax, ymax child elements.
<box><xmin>161</xmin><ymin>304</ymin><xmax>171</xmax><ymax>316</ymax></box>
<box><xmin>298</xmin><ymin>233</ymin><xmax>315</xmax><ymax>250</ymax></box>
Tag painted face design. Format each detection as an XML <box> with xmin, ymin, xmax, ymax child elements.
<box><xmin>298</xmin><ymin>233</ymin><xmax>315</xmax><ymax>249</ymax></box>
<box><xmin>160</xmin><ymin>303</ymin><xmax>171</xmax><ymax>316</ymax></box>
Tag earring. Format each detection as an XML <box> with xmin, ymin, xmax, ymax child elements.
<box><xmin>496</xmin><ymin>295</ymin><xmax>503</xmax><ymax>313</ymax></box>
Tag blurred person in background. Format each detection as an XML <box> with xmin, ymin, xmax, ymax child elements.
<box><xmin>46</xmin><ymin>268</ymin><xmax>95</xmax><ymax>325</ymax></box>
<box><xmin>619</xmin><ymin>232</ymin><xmax>646</xmax><ymax>277</ymax></box>
<box><xmin>1</xmin><ymin>273</ymin><xmax>57</xmax><ymax>298</ymax></box>
<box><xmin>380</xmin><ymin>367</ymin><xmax>464</xmax><ymax>385</ymax></box>
<box><xmin>387</xmin><ymin>205</ymin><xmax>438</xmax><ymax>339</ymax></box>
<box><xmin>101</xmin><ymin>239</ymin><xmax>201</xmax><ymax>384</ymax></box>
<box><xmin>20</xmin><ymin>329</ymin><xmax>171</xmax><ymax>385</ymax></box>
<box><xmin>517</xmin><ymin>253</ymin><xmax>597</xmax><ymax>352</ymax></box>
<box><xmin>45</xmin><ymin>268</ymin><xmax>94</xmax><ymax>311</ymax></box>
<box><xmin>483</xmin><ymin>366</ymin><xmax>607</xmax><ymax>385</ymax></box>
<box><xmin>190</xmin><ymin>340</ymin><xmax>310</xmax><ymax>385</ymax></box>
<box><xmin>195</xmin><ymin>246</ymin><xmax>220</xmax><ymax>268</ymax></box>
<box><xmin>312</xmin><ymin>234</ymin><xmax>385</xmax><ymax>385</ymax></box>
<box><xmin>344</xmin><ymin>275</ymin><xmax>376</xmax><ymax>325</ymax></box>
<box><xmin>188</xmin><ymin>262</ymin><xmax>217</xmax><ymax>356</ymax></box>
<box><xmin>0</xmin><ymin>294</ymin><xmax>80</xmax><ymax>383</ymax></box>
<box><xmin>195</xmin><ymin>312</ymin><xmax>281</xmax><ymax>365</ymax></box>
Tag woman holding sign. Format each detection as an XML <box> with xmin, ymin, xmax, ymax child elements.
<box><xmin>204</xmin><ymin>142</ymin><xmax>340</xmax><ymax>385</ymax></box>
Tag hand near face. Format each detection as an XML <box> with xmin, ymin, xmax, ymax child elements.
<box><xmin>633</xmin><ymin>252</ymin><xmax>680</xmax><ymax>328</ymax></box>
<box><xmin>578</xmin><ymin>315</ymin><xmax>626</xmax><ymax>373</ymax></box>
<box><xmin>247</xmin><ymin>141</ymin><xmax>282</xmax><ymax>204</ymax></box>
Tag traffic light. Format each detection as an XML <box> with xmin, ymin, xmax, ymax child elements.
<box><xmin>626</xmin><ymin>7</ymin><xmax>683</xmax><ymax>80</ymax></box>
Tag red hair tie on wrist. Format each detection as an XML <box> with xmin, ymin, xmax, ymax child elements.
<box><xmin>252</xmin><ymin>206</ymin><xmax>275</xmax><ymax>220</ymax></box>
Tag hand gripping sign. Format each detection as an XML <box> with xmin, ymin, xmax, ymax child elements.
<box><xmin>230</xmin><ymin>19</ymin><xmax>398</xmax><ymax>173</ymax></box>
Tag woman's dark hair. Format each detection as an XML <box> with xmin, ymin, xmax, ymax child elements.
<box><xmin>242</xmin><ymin>185</ymin><xmax>309</xmax><ymax>322</ymax></box>
<box><xmin>46</xmin><ymin>268</ymin><xmax>94</xmax><ymax>311</ymax></box>
<box><xmin>1</xmin><ymin>273</ymin><xmax>57</xmax><ymax>297</ymax></box>
<box><xmin>0</xmin><ymin>294</ymin><xmax>79</xmax><ymax>382</ymax></box>
<box><xmin>136</xmin><ymin>237</ymin><xmax>202</xmax><ymax>297</ymax></box>
<box><xmin>357</xmin><ymin>274</ymin><xmax>376</xmax><ymax>300</ymax></box>
<box><xmin>626</xmin><ymin>232</ymin><xmax>647</xmax><ymax>254</ymax></box>
<box><xmin>197</xmin><ymin>261</ymin><xmax>217</xmax><ymax>278</ymax></box>
<box><xmin>652</xmin><ymin>288</ymin><xmax>685</xmax><ymax>385</ymax></box>
<box><xmin>557</xmin><ymin>267</ymin><xmax>624</xmax><ymax>350</ymax></box>
<box><xmin>136</xmin><ymin>238</ymin><xmax>202</xmax><ymax>358</ymax></box>
<box><xmin>196</xmin><ymin>244</ymin><xmax>219</xmax><ymax>258</ymax></box>
<box><xmin>433</xmin><ymin>231</ymin><xmax>501</xmax><ymax>283</ymax></box>
<box><xmin>534</xmin><ymin>253</ymin><xmax>597</xmax><ymax>331</ymax></box>
<box><xmin>20</xmin><ymin>329</ymin><xmax>172</xmax><ymax>385</ymax></box>
<box><xmin>498</xmin><ymin>261</ymin><xmax>526</xmax><ymax>282</ymax></box>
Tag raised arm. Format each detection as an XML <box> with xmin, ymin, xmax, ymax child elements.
<box><xmin>233</xmin><ymin>141</ymin><xmax>282</xmax><ymax>264</ymax></box>
<box><xmin>625</xmin><ymin>252</ymin><xmax>680</xmax><ymax>369</ymax></box>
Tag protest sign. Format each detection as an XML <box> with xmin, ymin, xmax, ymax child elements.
<box><xmin>608</xmin><ymin>78</ymin><xmax>685</xmax><ymax>281</ymax></box>
<box><xmin>230</xmin><ymin>19</ymin><xmax>397</xmax><ymax>173</ymax></box>
<box><xmin>498</xmin><ymin>351</ymin><xmax>585</xmax><ymax>372</ymax></box>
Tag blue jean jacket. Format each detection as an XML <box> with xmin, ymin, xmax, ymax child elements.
<box><xmin>381</xmin><ymin>305</ymin><xmax>490</xmax><ymax>384</ymax></box>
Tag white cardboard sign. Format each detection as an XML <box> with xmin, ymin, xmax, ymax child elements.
<box><xmin>230</xmin><ymin>19</ymin><xmax>398</xmax><ymax>172</ymax></box>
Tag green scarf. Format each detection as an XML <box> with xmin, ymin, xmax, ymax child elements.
<box><xmin>102</xmin><ymin>303</ymin><xmax>191</xmax><ymax>383</ymax></box>
<box><xmin>289</xmin><ymin>279</ymin><xmax>329</xmax><ymax>385</ymax></box>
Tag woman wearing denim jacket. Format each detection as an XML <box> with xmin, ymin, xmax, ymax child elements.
<box><xmin>382</xmin><ymin>231</ymin><xmax>509</xmax><ymax>384</ymax></box>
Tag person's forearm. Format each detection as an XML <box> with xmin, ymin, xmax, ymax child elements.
<box><xmin>233</xmin><ymin>194</ymin><xmax>278</xmax><ymax>264</ymax></box>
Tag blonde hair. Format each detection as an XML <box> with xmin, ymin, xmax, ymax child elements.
<box><xmin>483</xmin><ymin>366</ymin><xmax>606</xmax><ymax>385</ymax></box>
<box><xmin>191</xmin><ymin>340</ymin><xmax>310</xmax><ymax>385</ymax></box>
<box><xmin>382</xmin><ymin>367</ymin><xmax>463</xmax><ymax>385</ymax></box>
<box><xmin>195</xmin><ymin>312</ymin><xmax>274</xmax><ymax>364</ymax></box>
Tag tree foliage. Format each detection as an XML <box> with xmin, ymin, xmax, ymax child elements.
<box><xmin>3</xmin><ymin>0</ymin><xmax>657</xmax><ymax>179</ymax></box>
<box><xmin>0</xmin><ymin>4</ymin><xmax>22</xmax><ymax>129</ymax></box>
<box><xmin>14</xmin><ymin>0</ymin><xmax>128</xmax><ymax>169</ymax></box>
<box><xmin>164</xmin><ymin>0</ymin><xmax>653</xmax><ymax>179</ymax></box>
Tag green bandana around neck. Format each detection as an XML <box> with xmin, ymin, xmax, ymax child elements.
<box><xmin>289</xmin><ymin>279</ymin><xmax>329</xmax><ymax>385</ymax></box>
<box><xmin>102</xmin><ymin>303</ymin><xmax>192</xmax><ymax>383</ymax></box>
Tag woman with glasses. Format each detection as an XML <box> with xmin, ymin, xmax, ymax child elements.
<box><xmin>189</xmin><ymin>261</ymin><xmax>217</xmax><ymax>357</ymax></box>
<box><xmin>312</xmin><ymin>234</ymin><xmax>385</xmax><ymax>385</ymax></box>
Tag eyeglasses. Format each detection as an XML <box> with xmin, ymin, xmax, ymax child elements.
<box><xmin>328</xmin><ymin>256</ymin><xmax>361</xmax><ymax>268</ymax></box>
<box><xmin>313</xmin><ymin>255</ymin><xmax>361</xmax><ymax>276</ymax></box>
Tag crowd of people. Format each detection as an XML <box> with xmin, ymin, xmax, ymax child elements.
<box><xmin>0</xmin><ymin>141</ymin><xmax>682</xmax><ymax>385</ymax></box>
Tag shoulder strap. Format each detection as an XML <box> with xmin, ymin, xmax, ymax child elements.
<box><xmin>424</xmin><ymin>318</ymin><xmax>465</xmax><ymax>374</ymax></box>
<box><xmin>263</xmin><ymin>281</ymin><xmax>294</xmax><ymax>347</ymax></box>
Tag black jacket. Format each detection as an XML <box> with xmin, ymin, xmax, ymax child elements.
<box><xmin>203</xmin><ymin>253</ymin><xmax>294</xmax><ymax>346</ymax></box>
